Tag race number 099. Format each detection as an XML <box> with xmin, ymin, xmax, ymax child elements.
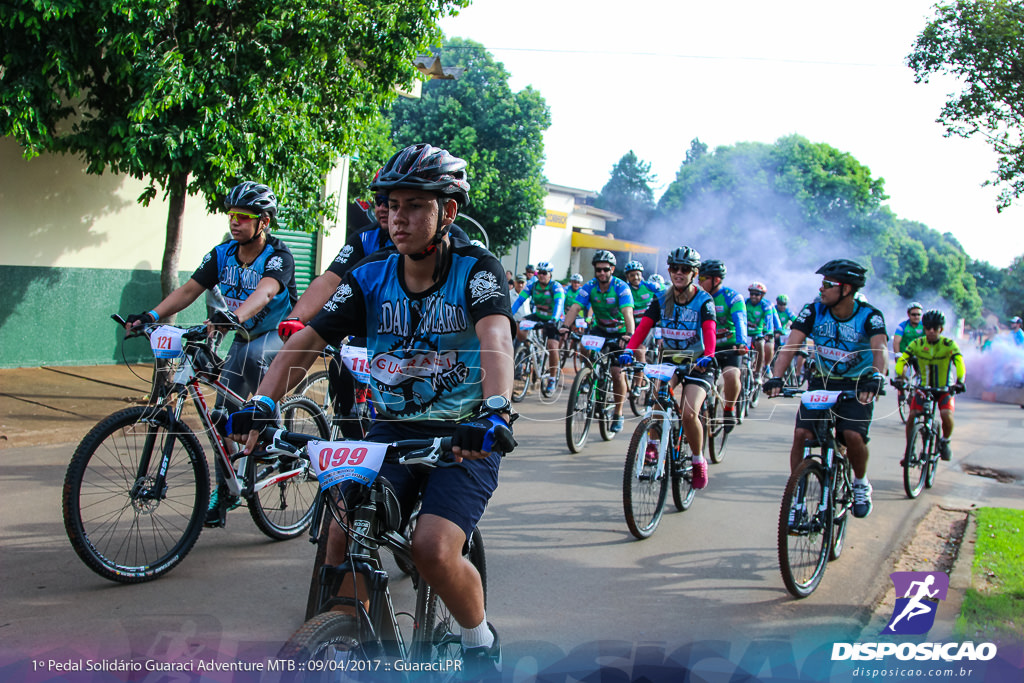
<box><xmin>319</xmin><ymin>446</ymin><xmax>368</xmax><ymax>471</ymax></box>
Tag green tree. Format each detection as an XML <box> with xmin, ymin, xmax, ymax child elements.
<box><xmin>684</xmin><ymin>137</ymin><xmax>708</xmax><ymax>166</ymax></box>
<box><xmin>908</xmin><ymin>0</ymin><xmax>1024</xmax><ymax>209</ymax></box>
<box><xmin>1</xmin><ymin>0</ymin><xmax>467</xmax><ymax>297</ymax></box>
<box><xmin>596</xmin><ymin>150</ymin><xmax>656</xmax><ymax>238</ymax></box>
<box><xmin>968</xmin><ymin>258</ymin><xmax>1007</xmax><ymax>317</ymax></box>
<box><xmin>387</xmin><ymin>37</ymin><xmax>551</xmax><ymax>255</ymax></box>
<box><xmin>1001</xmin><ymin>255</ymin><xmax>1024</xmax><ymax>319</ymax></box>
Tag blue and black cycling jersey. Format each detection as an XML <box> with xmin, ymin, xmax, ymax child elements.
<box><xmin>309</xmin><ymin>242</ymin><xmax>513</xmax><ymax>422</ymax></box>
<box><xmin>791</xmin><ymin>300</ymin><xmax>888</xmax><ymax>381</ymax></box>
<box><xmin>191</xmin><ymin>234</ymin><xmax>297</xmax><ymax>339</ymax></box>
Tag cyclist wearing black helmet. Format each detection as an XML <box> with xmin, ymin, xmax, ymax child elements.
<box><xmin>561</xmin><ymin>250</ymin><xmax>636</xmax><ymax>433</ymax></box>
<box><xmin>893</xmin><ymin>309</ymin><xmax>965</xmax><ymax>461</ymax></box>
<box><xmin>765</xmin><ymin>258</ymin><xmax>888</xmax><ymax>518</ymax></box>
<box><xmin>622</xmin><ymin>246</ymin><xmax>716</xmax><ymax>489</ymax></box>
<box><xmin>124</xmin><ymin>181</ymin><xmax>298</xmax><ymax>526</ymax></box>
<box><xmin>231</xmin><ymin>143</ymin><xmax>514</xmax><ymax>675</ymax></box>
<box><xmin>698</xmin><ymin>259</ymin><xmax>749</xmax><ymax>431</ymax></box>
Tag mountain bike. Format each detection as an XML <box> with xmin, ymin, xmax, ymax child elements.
<box><xmin>268</xmin><ymin>430</ymin><xmax>488</xmax><ymax>670</ymax></box>
<box><xmin>622</xmin><ymin>360</ymin><xmax>718</xmax><ymax>539</ymax></box>
<box><xmin>512</xmin><ymin>319</ymin><xmax>563</xmax><ymax>403</ymax></box>
<box><xmin>773</xmin><ymin>388</ymin><xmax>872</xmax><ymax>598</ymax></box>
<box><xmin>565</xmin><ymin>334</ymin><xmax>621</xmax><ymax>452</ymax></box>
<box><xmin>892</xmin><ymin>364</ymin><xmax>917</xmax><ymax>424</ymax></box>
<box><xmin>896</xmin><ymin>380</ymin><xmax>962</xmax><ymax>498</ymax></box>
<box><xmin>62</xmin><ymin>316</ymin><xmax>328</xmax><ymax>583</ymax></box>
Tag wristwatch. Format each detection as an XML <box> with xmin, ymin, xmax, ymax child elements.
<box><xmin>480</xmin><ymin>395</ymin><xmax>514</xmax><ymax>422</ymax></box>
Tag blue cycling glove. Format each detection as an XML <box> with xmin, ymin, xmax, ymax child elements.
<box><xmin>619</xmin><ymin>349</ymin><xmax>634</xmax><ymax>366</ymax></box>
<box><xmin>228</xmin><ymin>395</ymin><xmax>278</xmax><ymax>437</ymax></box>
<box><xmin>453</xmin><ymin>414</ymin><xmax>517</xmax><ymax>454</ymax></box>
<box><xmin>694</xmin><ymin>356</ymin><xmax>713</xmax><ymax>370</ymax></box>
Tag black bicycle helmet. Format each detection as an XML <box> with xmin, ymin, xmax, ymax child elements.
<box><xmin>592</xmin><ymin>250</ymin><xmax>617</xmax><ymax>267</ymax></box>
<box><xmin>699</xmin><ymin>259</ymin><xmax>726</xmax><ymax>279</ymax></box>
<box><xmin>370</xmin><ymin>143</ymin><xmax>470</xmax><ymax>208</ymax></box>
<box><xmin>815</xmin><ymin>258</ymin><xmax>868</xmax><ymax>288</ymax></box>
<box><xmin>667</xmin><ymin>246</ymin><xmax>701</xmax><ymax>268</ymax></box>
<box><xmin>224</xmin><ymin>181</ymin><xmax>278</xmax><ymax>218</ymax></box>
<box><xmin>922</xmin><ymin>309</ymin><xmax>945</xmax><ymax>328</ymax></box>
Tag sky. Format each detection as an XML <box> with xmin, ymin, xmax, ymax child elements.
<box><xmin>438</xmin><ymin>0</ymin><xmax>1024</xmax><ymax>269</ymax></box>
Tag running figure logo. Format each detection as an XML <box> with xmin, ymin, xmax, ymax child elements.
<box><xmin>883</xmin><ymin>571</ymin><xmax>949</xmax><ymax>635</ymax></box>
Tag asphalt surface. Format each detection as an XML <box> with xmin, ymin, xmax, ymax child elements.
<box><xmin>2</xmin><ymin>363</ymin><xmax>1022</xmax><ymax>681</ymax></box>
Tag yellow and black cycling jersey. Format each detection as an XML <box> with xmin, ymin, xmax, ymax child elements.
<box><xmin>895</xmin><ymin>336</ymin><xmax>965</xmax><ymax>388</ymax></box>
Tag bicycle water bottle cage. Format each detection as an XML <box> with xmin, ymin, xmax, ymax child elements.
<box><xmin>800</xmin><ymin>390</ymin><xmax>842</xmax><ymax>410</ymax></box>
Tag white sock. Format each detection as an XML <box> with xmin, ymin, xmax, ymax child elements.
<box><xmin>461</xmin><ymin>618</ymin><xmax>494</xmax><ymax>649</ymax></box>
<box><xmin>854</xmin><ymin>477</ymin><xmax>869</xmax><ymax>487</ymax></box>
<box><xmin>692</xmin><ymin>454</ymin><xmax>706</xmax><ymax>464</ymax></box>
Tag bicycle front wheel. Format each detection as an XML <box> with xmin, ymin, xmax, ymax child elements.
<box><xmin>898</xmin><ymin>391</ymin><xmax>910</xmax><ymax>424</ymax></box>
<box><xmin>295</xmin><ymin>369</ymin><xmax>331</xmax><ymax>414</ymax></box>
<box><xmin>248</xmin><ymin>396</ymin><xmax>329</xmax><ymax>540</ymax></box>
<box><xmin>62</xmin><ymin>406</ymin><xmax>209</xmax><ymax>583</ymax></box>
<box><xmin>566</xmin><ymin>367</ymin><xmax>595</xmax><ymax>453</ymax></box>
<box><xmin>622</xmin><ymin>416</ymin><xmax>669</xmax><ymax>539</ymax></box>
<box><xmin>278</xmin><ymin>613</ymin><xmax>377</xmax><ymax>672</ymax></box>
<box><xmin>830</xmin><ymin>468</ymin><xmax>850</xmax><ymax>561</ymax></box>
<box><xmin>412</xmin><ymin>527</ymin><xmax>486</xmax><ymax>662</ymax></box>
<box><xmin>628</xmin><ymin>370</ymin><xmax>651</xmax><ymax>417</ymax></box>
<box><xmin>597</xmin><ymin>381</ymin><xmax>618</xmax><ymax>442</ymax></box>
<box><xmin>902</xmin><ymin>421</ymin><xmax>929</xmax><ymax>499</ymax></box>
<box><xmin>778</xmin><ymin>460</ymin><xmax>832</xmax><ymax>598</ymax></box>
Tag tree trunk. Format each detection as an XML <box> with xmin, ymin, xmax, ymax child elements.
<box><xmin>161</xmin><ymin>172</ymin><xmax>188</xmax><ymax>307</ymax></box>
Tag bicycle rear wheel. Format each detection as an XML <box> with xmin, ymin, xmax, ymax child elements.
<box><xmin>512</xmin><ymin>345</ymin><xmax>534</xmax><ymax>403</ymax></box>
<box><xmin>248</xmin><ymin>396</ymin><xmax>329</xmax><ymax>540</ymax></box>
<box><xmin>902</xmin><ymin>422</ymin><xmax>929</xmax><ymax>499</ymax></box>
<box><xmin>62</xmin><ymin>406</ymin><xmax>209</xmax><ymax>583</ymax></box>
<box><xmin>412</xmin><ymin>527</ymin><xmax>486</xmax><ymax>662</ymax></box>
<box><xmin>566</xmin><ymin>367</ymin><xmax>595</xmax><ymax>453</ymax></box>
<box><xmin>830</xmin><ymin>469</ymin><xmax>850</xmax><ymax>561</ymax></box>
<box><xmin>707</xmin><ymin>394</ymin><xmax>728</xmax><ymax>464</ymax></box>
<box><xmin>622</xmin><ymin>416</ymin><xmax>669</xmax><ymax>539</ymax></box>
<box><xmin>296</xmin><ymin>369</ymin><xmax>331</xmax><ymax>414</ymax></box>
<box><xmin>597</xmin><ymin>382</ymin><xmax>618</xmax><ymax>442</ymax></box>
<box><xmin>671</xmin><ymin>444</ymin><xmax>696</xmax><ymax>512</ymax></box>
<box><xmin>778</xmin><ymin>460</ymin><xmax>831</xmax><ymax>598</ymax></box>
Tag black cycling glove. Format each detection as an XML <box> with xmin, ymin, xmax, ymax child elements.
<box><xmin>858</xmin><ymin>374</ymin><xmax>885</xmax><ymax>397</ymax></box>
<box><xmin>125</xmin><ymin>310</ymin><xmax>158</xmax><ymax>328</ymax></box>
<box><xmin>227</xmin><ymin>396</ymin><xmax>279</xmax><ymax>437</ymax></box>
<box><xmin>763</xmin><ymin>377</ymin><xmax>784</xmax><ymax>394</ymax></box>
<box><xmin>209</xmin><ymin>309</ymin><xmax>241</xmax><ymax>329</ymax></box>
<box><xmin>453</xmin><ymin>415</ymin><xmax>517</xmax><ymax>455</ymax></box>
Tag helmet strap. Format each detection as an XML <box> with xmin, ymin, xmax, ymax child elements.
<box><xmin>237</xmin><ymin>218</ymin><xmax>266</xmax><ymax>247</ymax></box>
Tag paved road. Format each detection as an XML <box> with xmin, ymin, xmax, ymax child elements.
<box><xmin>1</xmin><ymin>386</ymin><xmax>1021</xmax><ymax>678</ymax></box>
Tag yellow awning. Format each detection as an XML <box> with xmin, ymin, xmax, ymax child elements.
<box><xmin>570</xmin><ymin>231</ymin><xmax>659</xmax><ymax>255</ymax></box>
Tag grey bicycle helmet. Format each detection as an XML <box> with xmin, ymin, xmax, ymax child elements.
<box><xmin>624</xmin><ymin>260</ymin><xmax>644</xmax><ymax>273</ymax></box>
<box><xmin>699</xmin><ymin>259</ymin><xmax>726</xmax><ymax>279</ymax></box>
<box><xmin>592</xmin><ymin>250</ymin><xmax>617</xmax><ymax>267</ymax></box>
<box><xmin>570</xmin><ymin>273</ymin><xmax>584</xmax><ymax>283</ymax></box>
<box><xmin>667</xmin><ymin>246</ymin><xmax>701</xmax><ymax>268</ymax></box>
<box><xmin>816</xmin><ymin>259</ymin><xmax>868</xmax><ymax>288</ymax></box>
<box><xmin>922</xmin><ymin>310</ymin><xmax>945</xmax><ymax>328</ymax></box>
<box><xmin>371</xmin><ymin>143</ymin><xmax>470</xmax><ymax>208</ymax></box>
<box><xmin>224</xmin><ymin>181</ymin><xmax>278</xmax><ymax>218</ymax></box>
<box><xmin>907</xmin><ymin>301</ymin><xmax>923</xmax><ymax>313</ymax></box>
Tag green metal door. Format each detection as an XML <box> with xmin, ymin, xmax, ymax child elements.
<box><xmin>273</xmin><ymin>229</ymin><xmax>318</xmax><ymax>294</ymax></box>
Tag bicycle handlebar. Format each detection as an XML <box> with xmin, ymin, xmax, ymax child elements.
<box><xmin>262</xmin><ymin>429</ymin><xmax>459</xmax><ymax>468</ymax></box>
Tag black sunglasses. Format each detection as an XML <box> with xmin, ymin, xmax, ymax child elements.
<box><xmin>668</xmin><ymin>265</ymin><xmax>693</xmax><ymax>274</ymax></box>
<box><xmin>594</xmin><ymin>267</ymin><xmax>612</xmax><ymax>273</ymax></box>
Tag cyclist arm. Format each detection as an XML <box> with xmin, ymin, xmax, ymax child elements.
<box><xmin>768</xmin><ymin>328</ymin><xmax>807</xmax><ymax>391</ymax></box>
<box><xmin>230</xmin><ymin>275</ymin><xmax>284</xmax><ymax>324</ymax></box>
<box><xmin>953</xmin><ymin>351</ymin><xmax>966</xmax><ymax>383</ymax></box>
<box><xmin>894</xmin><ymin>350</ymin><xmax>911</xmax><ymax>378</ymax></box>
<box><xmin>563</xmin><ymin>302</ymin><xmax>583</xmax><ymax>330</ymax></box>
<box><xmin>732</xmin><ymin>307</ymin><xmax>749</xmax><ymax>347</ymax></box>
<box><xmin>702</xmin><ymin>318</ymin><xmax>717</xmax><ymax>357</ymax></box>
<box><xmin>626</xmin><ymin>316</ymin><xmax>655</xmax><ymax>350</ymax></box>
<box><xmin>553</xmin><ymin>286</ymin><xmax>566</xmax><ymax>321</ymax></box>
<box><xmin>288</xmin><ymin>271</ymin><xmax>343</xmax><ymax>323</ymax></box>
<box><xmin>141</xmin><ymin>278</ymin><xmax>207</xmax><ymax>326</ymax></box>
<box><xmin>452</xmin><ymin>313</ymin><xmax>515</xmax><ymax>462</ymax></box>
<box><xmin>892</xmin><ymin>333</ymin><xmax>902</xmax><ymax>355</ymax></box>
<box><xmin>622</xmin><ymin>306</ymin><xmax>636</xmax><ymax>336</ymax></box>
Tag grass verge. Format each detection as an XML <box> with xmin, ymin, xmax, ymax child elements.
<box><xmin>955</xmin><ymin>507</ymin><xmax>1024</xmax><ymax>642</ymax></box>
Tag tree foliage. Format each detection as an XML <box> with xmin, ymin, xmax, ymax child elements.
<box><xmin>908</xmin><ymin>0</ymin><xmax>1024</xmax><ymax>209</ymax></box>
<box><xmin>595</xmin><ymin>150</ymin><xmax>656</xmax><ymax>239</ymax></box>
<box><xmin>1</xmin><ymin>0</ymin><xmax>467</xmax><ymax>295</ymax></box>
<box><xmin>386</xmin><ymin>37</ymin><xmax>551</xmax><ymax>255</ymax></box>
<box><xmin>654</xmin><ymin>134</ymin><xmax>988</xmax><ymax>322</ymax></box>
